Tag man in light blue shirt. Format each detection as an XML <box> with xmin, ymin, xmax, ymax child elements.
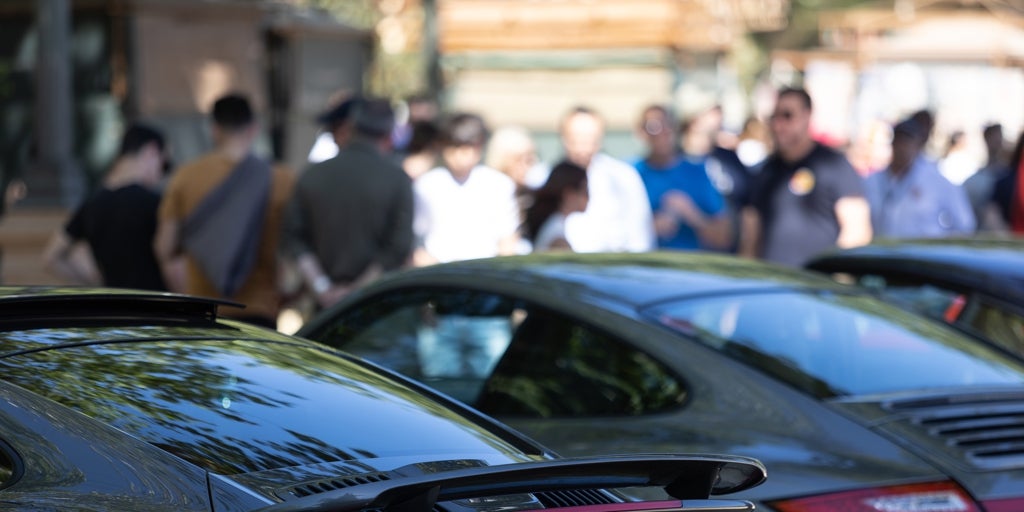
<box><xmin>865</xmin><ymin>118</ymin><xmax>975</xmax><ymax>239</ymax></box>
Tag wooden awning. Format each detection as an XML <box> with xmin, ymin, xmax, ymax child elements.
<box><xmin>775</xmin><ymin>8</ymin><xmax>1024</xmax><ymax>69</ymax></box>
<box><xmin>438</xmin><ymin>0</ymin><xmax>789</xmax><ymax>53</ymax></box>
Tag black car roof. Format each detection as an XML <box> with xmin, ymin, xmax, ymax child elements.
<box><xmin>365</xmin><ymin>252</ymin><xmax>849</xmax><ymax>308</ymax></box>
<box><xmin>806</xmin><ymin>237</ymin><xmax>1024</xmax><ymax>301</ymax></box>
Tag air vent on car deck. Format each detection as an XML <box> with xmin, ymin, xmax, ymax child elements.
<box><xmin>535</xmin><ymin>489</ymin><xmax>617</xmax><ymax>508</ymax></box>
<box><xmin>364</xmin><ymin>507</ymin><xmax>446</xmax><ymax>512</ymax></box>
<box><xmin>920</xmin><ymin>411</ymin><xmax>1024</xmax><ymax>470</ymax></box>
<box><xmin>887</xmin><ymin>393</ymin><xmax>1024</xmax><ymax>471</ymax></box>
<box><xmin>282</xmin><ymin>472</ymin><xmax>391</xmax><ymax>499</ymax></box>
<box><xmin>279</xmin><ymin>471</ymin><xmax>617</xmax><ymax>508</ymax></box>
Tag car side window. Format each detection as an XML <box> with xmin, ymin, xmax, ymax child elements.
<box><xmin>475</xmin><ymin>308</ymin><xmax>686</xmax><ymax>419</ymax></box>
<box><xmin>856</xmin><ymin>274</ymin><xmax>1024</xmax><ymax>356</ymax></box>
<box><xmin>957</xmin><ymin>296</ymin><xmax>1024</xmax><ymax>357</ymax></box>
<box><xmin>856</xmin><ymin>274</ymin><xmax>967</xmax><ymax>322</ymax></box>
<box><xmin>0</xmin><ymin>440</ymin><xmax>16</xmax><ymax>490</ymax></box>
<box><xmin>312</xmin><ymin>289</ymin><xmax>519</xmax><ymax>404</ymax></box>
<box><xmin>311</xmin><ymin>291</ymin><xmax>431</xmax><ymax>380</ymax></box>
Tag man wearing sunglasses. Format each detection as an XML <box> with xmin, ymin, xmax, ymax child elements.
<box><xmin>739</xmin><ymin>87</ymin><xmax>872</xmax><ymax>267</ymax></box>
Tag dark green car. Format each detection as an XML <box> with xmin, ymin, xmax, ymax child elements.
<box><xmin>301</xmin><ymin>252</ymin><xmax>1024</xmax><ymax>512</ymax></box>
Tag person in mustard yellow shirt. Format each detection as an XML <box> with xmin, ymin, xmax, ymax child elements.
<box><xmin>155</xmin><ymin>93</ymin><xmax>294</xmax><ymax>328</ymax></box>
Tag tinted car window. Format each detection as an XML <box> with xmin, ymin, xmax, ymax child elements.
<box><xmin>0</xmin><ymin>339</ymin><xmax>532</xmax><ymax>475</ymax></box>
<box><xmin>477</xmin><ymin>309</ymin><xmax>686</xmax><ymax>418</ymax></box>
<box><xmin>855</xmin><ymin>274</ymin><xmax>1024</xmax><ymax>357</ymax></box>
<box><xmin>313</xmin><ymin>289</ymin><xmax>686</xmax><ymax>418</ymax></box>
<box><xmin>0</xmin><ymin>441</ymin><xmax>14</xmax><ymax>490</ymax></box>
<box><xmin>646</xmin><ymin>291</ymin><xmax>1024</xmax><ymax>398</ymax></box>
<box><xmin>314</xmin><ymin>289</ymin><xmax>519</xmax><ymax>403</ymax></box>
<box><xmin>960</xmin><ymin>295</ymin><xmax>1024</xmax><ymax>355</ymax></box>
<box><xmin>856</xmin><ymin>275</ymin><xmax>965</xmax><ymax>321</ymax></box>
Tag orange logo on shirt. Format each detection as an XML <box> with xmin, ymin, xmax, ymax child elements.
<box><xmin>789</xmin><ymin>168</ymin><xmax>816</xmax><ymax>196</ymax></box>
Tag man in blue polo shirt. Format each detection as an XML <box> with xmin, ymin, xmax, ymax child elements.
<box><xmin>634</xmin><ymin>105</ymin><xmax>731</xmax><ymax>251</ymax></box>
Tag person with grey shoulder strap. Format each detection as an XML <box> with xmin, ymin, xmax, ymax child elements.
<box><xmin>156</xmin><ymin>93</ymin><xmax>295</xmax><ymax>328</ymax></box>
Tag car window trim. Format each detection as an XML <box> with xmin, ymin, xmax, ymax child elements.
<box><xmin>636</xmin><ymin>286</ymin><xmax>866</xmax><ymax>314</ymax></box>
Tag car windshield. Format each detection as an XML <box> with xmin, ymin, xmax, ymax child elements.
<box><xmin>0</xmin><ymin>338</ymin><xmax>534</xmax><ymax>475</ymax></box>
<box><xmin>644</xmin><ymin>291</ymin><xmax>1024</xmax><ymax>399</ymax></box>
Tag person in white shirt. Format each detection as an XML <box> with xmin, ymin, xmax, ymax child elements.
<box><xmin>939</xmin><ymin>130</ymin><xmax>980</xmax><ymax>186</ymax></box>
<box><xmin>412</xmin><ymin>113</ymin><xmax>521</xmax><ymax>265</ymax></box>
<box><xmin>866</xmin><ymin>118</ymin><xmax>975</xmax><ymax>239</ymax></box>
<box><xmin>539</xmin><ymin>106</ymin><xmax>655</xmax><ymax>252</ymax></box>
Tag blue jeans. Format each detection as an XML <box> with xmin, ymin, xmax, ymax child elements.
<box><xmin>417</xmin><ymin>315</ymin><xmax>512</xmax><ymax>378</ymax></box>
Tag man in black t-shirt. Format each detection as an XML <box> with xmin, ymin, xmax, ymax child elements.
<box><xmin>43</xmin><ymin>124</ymin><xmax>169</xmax><ymax>290</ymax></box>
<box><xmin>739</xmin><ymin>88</ymin><xmax>872</xmax><ymax>267</ymax></box>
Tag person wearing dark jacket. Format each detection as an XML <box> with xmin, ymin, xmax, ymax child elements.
<box><xmin>280</xmin><ymin>98</ymin><xmax>414</xmax><ymax>309</ymax></box>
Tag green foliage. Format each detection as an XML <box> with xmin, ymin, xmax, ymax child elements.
<box><xmin>296</xmin><ymin>0</ymin><xmax>428</xmax><ymax>99</ymax></box>
<box><xmin>303</xmin><ymin>0</ymin><xmax>379</xmax><ymax>29</ymax></box>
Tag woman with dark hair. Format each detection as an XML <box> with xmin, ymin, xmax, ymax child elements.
<box><xmin>524</xmin><ymin>161</ymin><xmax>589</xmax><ymax>251</ymax></box>
<box><xmin>401</xmin><ymin>120</ymin><xmax>440</xmax><ymax>180</ymax></box>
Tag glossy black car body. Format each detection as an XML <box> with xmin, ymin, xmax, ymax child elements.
<box><xmin>0</xmin><ymin>287</ymin><xmax>765</xmax><ymax>511</ymax></box>
<box><xmin>300</xmin><ymin>252</ymin><xmax>1024</xmax><ymax>512</ymax></box>
<box><xmin>806</xmin><ymin>237</ymin><xmax>1024</xmax><ymax>358</ymax></box>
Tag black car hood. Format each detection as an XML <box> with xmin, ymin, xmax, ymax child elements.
<box><xmin>831</xmin><ymin>386</ymin><xmax>1024</xmax><ymax>501</ymax></box>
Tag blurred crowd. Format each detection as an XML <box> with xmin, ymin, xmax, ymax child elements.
<box><xmin>37</xmin><ymin>87</ymin><xmax>1024</xmax><ymax>330</ymax></box>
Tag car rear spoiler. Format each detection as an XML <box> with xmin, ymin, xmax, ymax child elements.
<box><xmin>0</xmin><ymin>288</ymin><xmax>241</xmax><ymax>330</ymax></box>
<box><xmin>257</xmin><ymin>454</ymin><xmax>766</xmax><ymax>512</ymax></box>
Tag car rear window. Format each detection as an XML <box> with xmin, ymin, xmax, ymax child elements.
<box><xmin>0</xmin><ymin>339</ymin><xmax>533</xmax><ymax>475</ymax></box>
<box><xmin>645</xmin><ymin>291</ymin><xmax>1024</xmax><ymax>398</ymax></box>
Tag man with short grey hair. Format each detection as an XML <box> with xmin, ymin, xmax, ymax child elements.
<box><xmin>535</xmin><ymin>106</ymin><xmax>654</xmax><ymax>253</ymax></box>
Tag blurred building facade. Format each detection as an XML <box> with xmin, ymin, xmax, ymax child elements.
<box><xmin>0</xmin><ymin>0</ymin><xmax>371</xmax><ymax>285</ymax></box>
<box><xmin>0</xmin><ymin>0</ymin><xmax>371</xmax><ymax>209</ymax></box>
<box><xmin>435</xmin><ymin>0</ymin><xmax>789</xmax><ymax>161</ymax></box>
